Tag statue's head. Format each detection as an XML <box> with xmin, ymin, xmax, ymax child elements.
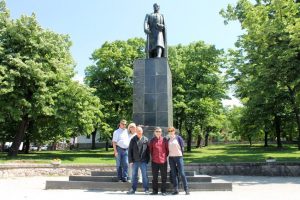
<box><xmin>153</xmin><ymin>3</ymin><xmax>160</xmax><ymax>13</ymax></box>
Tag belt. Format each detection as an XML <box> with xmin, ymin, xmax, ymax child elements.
<box><xmin>117</xmin><ymin>146</ymin><xmax>128</xmax><ymax>150</ymax></box>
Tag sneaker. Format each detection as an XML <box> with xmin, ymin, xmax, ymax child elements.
<box><xmin>118</xmin><ymin>179</ymin><xmax>122</xmax><ymax>182</ymax></box>
<box><xmin>161</xmin><ymin>192</ymin><xmax>167</xmax><ymax>196</ymax></box>
<box><xmin>145</xmin><ymin>190</ymin><xmax>150</xmax><ymax>195</ymax></box>
<box><xmin>172</xmin><ymin>191</ymin><xmax>179</xmax><ymax>195</ymax></box>
<box><xmin>150</xmin><ymin>192</ymin><xmax>158</xmax><ymax>195</ymax></box>
<box><xmin>127</xmin><ymin>189</ymin><xmax>135</xmax><ymax>195</ymax></box>
<box><xmin>185</xmin><ymin>190</ymin><xmax>190</xmax><ymax>195</ymax></box>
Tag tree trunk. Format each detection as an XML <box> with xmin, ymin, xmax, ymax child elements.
<box><xmin>1</xmin><ymin>140</ymin><xmax>5</xmax><ymax>152</ymax></box>
<box><xmin>264</xmin><ymin>129</ymin><xmax>268</xmax><ymax>147</ymax></box>
<box><xmin>91</xmin><ymin>129</ymin><xmax>97</xmax><ymax>150</ymax></box>
<box><xmin>186</xmin><ymin>128</ymin><xmax>192</xmax><ymax>152</ymax></box>
<box><xmin>204</xmin><ymin>131</ymin><xmax>209</xmax><ymax>147</ymax></box>
<box><xmin>24</xmin><ymin>133</ymin><xmax>30</xmax><ymax>154</ymax></box>
<box><xmin>24</xmin><ymin>120</ymin><xmax>34</xmax><ymax>154</ymax></box>
<box><xmin>248</xmin><ymin>135</ymin><xmax>252</xmax><ymax>147</ymax></box>
<box><xmin>196</xmin><ymin>133</ymin><xmax>202</xmax><ymax>148</ymax></box>
<box><xmin>8</xmin><ymin>115</ymin><xmax>29</xmax><ymax>157</ymax></box>
<box><xmin>70</xmin><ymin>136</ymin><xmax>76</xmax><ymax>150</ymax></box>
<box><xmin>274</xmin><ymin>114</ymin><xmax>282</xmax><ymax>148</ymax></box>
<box><xmin>287</xmin><ymin>85</ymin><xmax>300</xmax><ymax>150</ymax></box>
<box><xmin>51</xmin><ymin>142</ymin><xmax>57</xmax><ymax>151</ymax></box>
<box><xmin>178</xmin><ymin>118</ymin><xmax>183</xmax><ymax>135</ymax></box>
<box><xmin>105</xmin><ymin>140</ymin><xmax>109</xmax><ymax>151</ymax></box>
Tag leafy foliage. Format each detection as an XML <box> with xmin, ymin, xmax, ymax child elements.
<box><xmin>85</xmin><ymin>38</ymin><xmax>145</xmax><ymax>140</ymax></box>
<box><xmin>169</xmin><ymin>42</ymin><xmax>227</xmax><ymax>151</ymax></box>
<box><xmin>221</xmin><ymin>0</ymin><xmax>300</xmax><ymax>148</ymax></box>
<box><xmin>0</xmin><ymin>1</ymin><xmax>102</xmax><ymax>156</ymax></box>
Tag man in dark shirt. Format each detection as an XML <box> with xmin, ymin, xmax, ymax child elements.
<box><xmin>127</xmin><ymin>126</ymin><xmax>150</xmax><ymax>194</ymax></box>
<box><xmin>149</xmin><ymin>127</ymin><xmax>169</xmax><ymax>195</ymax></box>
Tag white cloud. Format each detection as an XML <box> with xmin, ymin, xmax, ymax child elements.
<box><xmin>72</xmin><ymin>74</ymin><xmax>85</xmax><ymax>84</ymax></box>
<box><xmin>222</xmin><ymin>96</ymin><xmax>243</xmax><ymax>107</ymax></box>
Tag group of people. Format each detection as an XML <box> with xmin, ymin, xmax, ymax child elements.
<box><xmin>112</xmin><ymin>119</ymin><xmax>190</xmax><ymax>195</ymax></box>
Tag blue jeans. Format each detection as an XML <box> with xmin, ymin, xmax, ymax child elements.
<box><xmin>131</xmin><ymin>161</ymin><xmax>149</xmax><ymax>191</ymax></box>
<box><xmin>169</xmin><ymin>156</ymin><xmax>188</xmax><ymax>191</ymax></box>
<box><xmin>116</xmin><ymin>146</ymin><xmax>128</xmax><ymax>181</ymax></box>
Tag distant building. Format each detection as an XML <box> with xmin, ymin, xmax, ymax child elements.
<box><xmin>70</xmin><ymin>133</ymin><xmax>108</xmax><ymax>149</ymax></box>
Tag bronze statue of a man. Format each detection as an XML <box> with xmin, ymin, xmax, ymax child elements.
<box><xmin>144</xmin><ymin>3</ymin><xmax>168</xmax><ymax>58</ymax></box>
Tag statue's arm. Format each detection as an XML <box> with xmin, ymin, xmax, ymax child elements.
<box><xmin>157</xmin><ymin>14</ymin><xmax>165</xmax><ymax>30</ymax></box>
<box><xmin>144</xmin><ymin>14</ymin><xmax>151</xmax><ymax>34</ymax></box>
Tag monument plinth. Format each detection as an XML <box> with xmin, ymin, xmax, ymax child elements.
<box><xmin>133</xmin><ymin>58</ymin><xmax>173</xmax><ymax>137</ymax></box>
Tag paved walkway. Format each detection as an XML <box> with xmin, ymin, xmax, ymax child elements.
<box><xmin>0</xmin><ymin>176</ymin><xmax>299</xmax><ymax>200</ymax></box>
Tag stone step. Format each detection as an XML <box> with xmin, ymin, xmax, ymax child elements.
<box><xmin>91</xmin><ymin>171</ymin><xmax>196</xmax><ymax>177</ymax></box>
<box><xmin>45</xmin><ymin>181</ymin><xmax>232</xmax><ymax>191</ymax></box>
<box><xmin>69</xmin><ymin>175</ymin><xmax>212</xmax><ymax>182</ymax></box>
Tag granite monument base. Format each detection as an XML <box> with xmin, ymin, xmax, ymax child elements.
<box><xmin>133</xmin><ymin>58</ymin><xmax>173</xmax><ymax>138</ymax></box>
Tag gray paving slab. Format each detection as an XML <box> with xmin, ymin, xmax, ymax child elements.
<box><xmin>1</xmin><ymin>176</ymin><xmax>299</xmax><ymax>200</ymax></box>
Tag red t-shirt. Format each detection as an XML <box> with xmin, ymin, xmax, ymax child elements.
<box><xmin>149</xmin><ymin>136</ymin><xmax>169</xmax><ymax>164</ymax></box>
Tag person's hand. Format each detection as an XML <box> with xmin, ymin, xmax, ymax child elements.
<box><xmin>157</xmin><ymin>23</ymin><xmax>164</xmax><ymax>31</ymax></box>
<box><xmin>145</xmin><ymin>29</ymin><xmax>151</xmax><ymax>34</ymax></box>
<box><xmin>114</xmin><ymin>151</ymin><xmax>118</xmax><ymax>157</ymax></box>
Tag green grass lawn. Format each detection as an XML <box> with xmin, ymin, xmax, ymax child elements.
<box><xmin>0</xmin><ymin>144</ymin><xmax>299</xmax><ymax>164</ymax></box>
<box><xmin>0</xmin><ymin>149</ymin><xmax>114</xmax><ymax>164</ymax></box>
<box><xmin>184</xmin><ymin>144</ymin><xmax>300</xmax><ymax>163</ymax></box>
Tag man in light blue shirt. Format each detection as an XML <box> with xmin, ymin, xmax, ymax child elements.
<box><xmin>112</xmin><ymin>119</ymin><xmax>130</xmax><ymax>182</ymax></box>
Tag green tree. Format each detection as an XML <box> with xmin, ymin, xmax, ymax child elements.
<box><xmin>0</xmin><ymin>2</ymin><xmax>102</xmax><ymax>156</ymax></box>
<box><xmin>169</xmin><ymin>42</ymin><xmax>227</xmax><ymax>151</ymax></box>
<box><xmin>221</xmin><ymin>0</ymin><xmax>300</xmax><ymax>149</ymax></box>
<box><xmin>31</xmin><ymin>81</ymin><xmax>103</xmax><ymax>149</ymax></box>
<box><xmin>85</xmin><ymin>38</ymin><xmax>145</xmax><ymax>140</ymax></box>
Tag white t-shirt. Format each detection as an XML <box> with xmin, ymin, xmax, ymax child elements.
<box><xmin>112</xmin><ymin>128</ymin><xmax>130</xmax><ymax>149</ymax></box>
<box><xmin>168</xmin><ymin>136</ymin><xmax>183</xmax><ymax>157</ymax></box>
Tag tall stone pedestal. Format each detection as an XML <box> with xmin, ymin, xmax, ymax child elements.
<box><xmin>133</xmin><ymin>58</ymin><xmax>173</xmax><ymax>138</ymax></box>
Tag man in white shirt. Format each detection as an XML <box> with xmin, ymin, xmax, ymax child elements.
<box><xmin>112</xmin><ymin>119</ymin><xmax>130</xmax><ymax>182</ymax></box>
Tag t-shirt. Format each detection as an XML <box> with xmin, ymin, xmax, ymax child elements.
<box><xmin>112</xmin><ymin>128</ymin><xmax>130</xmax><ymax>149</ymax></box>
<box><xmin>168</xmin><ymin>136</ymin><xmax>183</xmax><ymax>157</ymax></box>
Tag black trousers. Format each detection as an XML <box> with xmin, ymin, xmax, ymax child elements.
<box><xmin>151</xmin><ymin>161</ymin><xmax>168</xmax><ymax>193</ymax></box>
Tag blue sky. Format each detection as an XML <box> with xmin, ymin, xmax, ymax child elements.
<box><xmin>5</xmin><ymin>0</ymin><xmax>242</xmax><ymax>106</ymax></box>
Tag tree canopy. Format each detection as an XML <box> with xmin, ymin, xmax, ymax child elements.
<box><xmin>85</xmin><ymin>38</ymin><xmax>145</xmax><ymax>141</ymax></box>
<box><xmin>221</xmin><ymin>0</ymin><xmax>300</xmax><ymax>148</ymax></box>
<box><xmin>0</xmin><ymin>1</ymin><xmax>102</xmax><ymax>156</ymax></box>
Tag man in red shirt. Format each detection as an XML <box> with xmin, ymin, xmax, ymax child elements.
<box><xmin>149</xmin><ymin>127</ymin><xmax>169</xmax><ymax>195</ymax></box>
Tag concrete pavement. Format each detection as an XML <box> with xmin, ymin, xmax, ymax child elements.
<box><xmin>0</xmin><ymin>176</ymin><xmax>299</xmax><ymax>200</ymax></box>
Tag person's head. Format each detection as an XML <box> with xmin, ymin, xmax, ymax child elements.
<box><xmin>119</xmin><ymin>119</ymin><xmax>127</xmax><ymax>129</ymax></box>
<box><xmin>154</xmin><ymin>127</ymin><xmax>162</xmax><ymax>138</ymax></box>
<box><xmin>128</xmin><ymin>123</ymin><xmax>136</xmax><ymax>134</ymax></box>
<box><xmin>153</xmin><ymin>3</ymin><xmax>160</xmax><ymax>13</ymax></box>
<box><xmin>136</xmin><ymin>126</ymin><xmax>143</xmax><ymax>139</ymax></box>
<box><xmin>168</xmin><ymin>127</ymin><xmax>176</xmax><ymax>137</ymax></box>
